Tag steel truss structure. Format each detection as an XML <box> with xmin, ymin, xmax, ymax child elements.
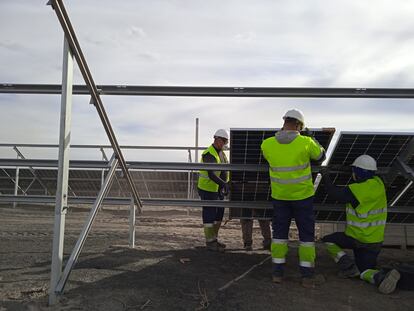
<box><xmin>1</xmin><ymin>0</ymin><xmax>414</xmax><ymax>305</ymax></box>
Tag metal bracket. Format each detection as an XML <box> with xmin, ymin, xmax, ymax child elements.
<box><xmin>394</xmin><ymin>157</ymin><xmax>414</xmax><ymax>182</ymax></box>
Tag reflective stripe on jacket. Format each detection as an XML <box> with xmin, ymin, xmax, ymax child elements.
<box><xmin>345</xmin><ymin>176</ymin><xmax>387</xmax><ymax>243</ymax></box>
<box><xmin>197</xmin><ymin>145</ymin><xmax>228</xmax><ymax>192</ymax></box>
<box><xmin>260</xmin><ymin>134</ymin><xmax>324</xmax><ymax>200</ymax></box>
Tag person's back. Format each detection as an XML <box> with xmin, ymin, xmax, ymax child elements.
<box><xmin>345</xmin><ymin>176</ymin><xmax>387</xmax><ymax>244</ymax></box>
<box><xmin>260</xmin><ymin>109</ymin><xmax>325</xmax><ymax>287</ymax></box>
<box><xmin>261</xmin><ymin>133</ymin><xmax>323</xmax><ymax>200</ymax></box>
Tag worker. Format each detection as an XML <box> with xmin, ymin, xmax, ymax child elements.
<box><xmin>198</xmin><ymin>129</ymin><xmax>230</xmax><ymax>252</ymax></box>
<box><xmin>321</xmin><ymin>155</ymin><xmax>400</xmax><ymax>294</ymax></box>
<box><xmin>260</xmin><ymin>109</ymin><xmax>326</xmax><ymax>287</ymax></box>
<box><xmin>240</xmin><ymin>215</ymin><xmax>271</xmax><ymax>251</ymax></box>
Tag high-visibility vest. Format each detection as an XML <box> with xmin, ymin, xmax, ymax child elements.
<box><xmin>260</xmin><ymin>134</ymin><xmax>324</xmax><ymax>200</ymax></box>
<box><xmin>345</xmin><ymin>176</ymin><xmax>387</xmax><ymax>243</ymax></box>
<box><xmin>197</xmin><ymin>145</ymin><xmax>228</xmax><ymax>192</ymax></box>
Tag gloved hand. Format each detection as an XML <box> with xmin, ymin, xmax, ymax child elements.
<box><xmin>218</xmin><ymin>182</ymin><xmax>230</xmax><ymax>199</ymax></box>
<box><xmin>302</xmin><ymin>127</ymin><xmax>314</xmax><ymax>137</ymax></box>
<box><xmin>221</xmin><ymin>182</ymin><xmax>230</xmax><ymax>196</ymax></box>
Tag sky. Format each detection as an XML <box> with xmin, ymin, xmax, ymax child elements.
<box><xmin>1</xmin><ymin>0</ymin><xmax>414</xmax><ymax>161</ymax></box>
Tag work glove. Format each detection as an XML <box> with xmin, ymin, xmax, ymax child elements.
<box><xmin>301</xmin><ymin>127</ymin><xmax>315</xmax><ymax>137</ymax></box>
<box><xmin>218</xmin><ymin>182</ymin><xmax>230</xmax><ymax>199</ymax></box>
<box><xmin>221</xmin><ymin>182</ymin><xmax>230</xmax><ymax>195</ymax></box>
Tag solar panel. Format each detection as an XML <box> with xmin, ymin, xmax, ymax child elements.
<box><xmin>315</xmin><ymin>132</ymin><xmax>414</xmax><ymax>205</ymax></box>
<box><xmin>0</xmin><ymin>168</ymin><xmax>194</xmax><ymax>200</ymax></box>
<box><xmin>229</xmin><ymin>128</ymin><xmax>335</xmax><ymax>219</ymax></box>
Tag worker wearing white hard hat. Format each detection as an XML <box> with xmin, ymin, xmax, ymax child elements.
<box><xmin>321</xmin><ymin>155</ymin><xmax>399</xmax><ymax>294</ymax></box>
<box><xmin>197</xmin><ymin>129</ymin><xmax>230</xmax><ymax>252</ymax></box>
<box><xmin>261</xmin><ymin>108</ymin><xmax>326</xmax><ymax>288</ymax></box>
<box><xmin>283</xmin><ymin>109</ymin><xmax>305</xmax><ymax>129</ymax></box>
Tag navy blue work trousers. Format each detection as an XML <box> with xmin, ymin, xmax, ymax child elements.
<box><xmin>198</xmin><ymin>188</ymin><xmax>224</xmax><ymax>224</ymax></box>
<box><xmin>272</xmin><ymin>196</ymin><xmax>315</xmax><ymax>277</ymax></box>
<box><xmin>272</xmin><ymin>196</ymin><xmax>315</xmax><ymax>242</ymax></box>
<box><xmin>322</xmin><ymin>232</ymin><xmax>381</xmax><ymax>272</ymax></box>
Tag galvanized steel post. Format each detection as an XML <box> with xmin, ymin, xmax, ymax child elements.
<box><xmin>49</xmin><ymin>37</ymin><xmax>73</xmax><ymax>305</ymax></box>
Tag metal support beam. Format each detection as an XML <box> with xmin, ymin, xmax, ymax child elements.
<box><xmin>1</xmin><ymin>194</ymin><xmax>414</xmax><ymax>215</ymax></box>
<box><xmin>385</xmin><ymin>137</ymin><xmax>414</xmax><ymax>184</ymax></box>
<box><xmin>394</xmin><ymin>157</ymin><xmax>414</xmax><ymax>182</ymax></box>
<box><xmin>187</xmin><ymin>149</ymin><xmax>192</xmax><ymax>199</ymax></box>
<box><xmin>129</xmin><ymin>197</ymin><xmax>136</xmax><ymax>248</ymax></box>
<box><xmin>390</xmin><ymin>181</ymin><xmax>413</xmax><ymax>207</ymax></box>
<box><xmin>0</xmin><ymin>158</ymin><xmax>391</xmax><ymax>174</ymax></box>
<box><xmin>13</xmin><ymin>147</ymin><xmax>51</xmax><ymax>195</ymax></box>
<box><xmin>49</xmin><ymin>37</ymin><xmax>73</xmax><ymax>305</ymax></box>
<box><xmin>49</xmin><ymin>0</ymin><xmax>142</xmax><ymax>212</ymax></box>
<box><xmin>55</xmin><ymin>156</ymin><xmax>119</xmax><ymax>295</ymax></box>
<box><xmin>0</xmin><ymin>143</ymin><xmax>206</xmax><ymax>151</ymax></box>
<box><xmin>13</xmin><ymin>166</ymin><xmax>19</xmax><ymax>209</ymax></box>
<box><xmin>2</xmin><ymin>83</ymin><xmax>414</xmax><ymax>98</ymax></box>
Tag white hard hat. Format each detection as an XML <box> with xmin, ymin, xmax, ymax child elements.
<box><xmin>351</xmin><ymin>155</ymin><xmax>377</xmax><ymax>171</ymax></box>
<box><xmin>283</xmin><ymin>109</ymin><xmax>305</xmax><ymax>125</ymax></box>
<box><xmin>214</xmin><ymin>129</ymin><xmax>229</xmax><ymax>140</ymax></box>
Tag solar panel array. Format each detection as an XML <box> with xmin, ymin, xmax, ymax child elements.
<box><xmin>0</xmin><ymin>168</ymin><xmax>196</xmax><ymax>200</ymax></box>
<box><xmin>229</xmin><ymin>130</ymin><xmax>414</xmax><ymax>224</ymax></box>
<box><xmin>229</xmin><ymin>128</ymin><xmax>335</xmax><ymax>219</ymax></box>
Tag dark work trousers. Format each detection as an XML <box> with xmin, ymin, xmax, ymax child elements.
<box><xmin>322</xmin><ymin>232</ymin><xmax>381</xmax><ymax>273</ymax></box>
<box><xmin>272</xmin><ymin>196</ymin><xmax>315</xmax><ymax>277</ymax></box>
<box><xmin>198</xmin><ymin>188</ymin><xmax>224</xmax><ymax>224</ymax></box>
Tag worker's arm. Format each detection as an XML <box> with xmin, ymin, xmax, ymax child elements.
<box><xmin>322</xmin><ymin>173</ymin><xmax>359</xmax><ymax>208</ymax></box>
<box><xmin>202</xmin><ymin>153</ymin><xmax>227</xmax><ymax>187</ymax></box>
<box><xmin>308</xmin><ymin>138</ymin><xmax>326</xmax><ymax>164</ymax></box>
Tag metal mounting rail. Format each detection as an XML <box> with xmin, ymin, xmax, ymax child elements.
<box><xmin>0</xmin><ymin>158</ymin><xmax>391</xmax><ymax>174</ymax></box>
<box><xmin>1</xmin><ymin>195</ymin><xmax>414</xmax><ymax>213</ymax></box>
<box><xmin>49</xmin><ymin>0</ymin><xmax>141</xmax><ymax>211</ymax></box>
<box><xmin>2</xmin><ymin>83</ymin><xmax>414</xmax><ymax>98</ymax></box>
<box><xmin>0</xmin><ymin>143</ymin><xmax>206</xmax><ymax>151</ymax></box>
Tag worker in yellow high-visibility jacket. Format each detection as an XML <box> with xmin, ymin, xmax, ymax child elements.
<box><xmin>198</xmin><ymin>129</ymin><xmax>230</xmax><ymax>252</ymax></box>
<box><xmin>261</xmin><ymin>109</ymin><xmax>325</xmax><ymax>288</ymax></box>
<box><xmin>321</xmin><ymin>155</ymin><xmax>400</xmax><ymax>294</ymax></box>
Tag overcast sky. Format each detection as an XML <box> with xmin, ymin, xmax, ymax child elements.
<box><xmin>1</xmin><ymin>0</ymin><xmax>414</xmax><ymax>161</ymax></box>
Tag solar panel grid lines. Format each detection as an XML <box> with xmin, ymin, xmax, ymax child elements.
<box><xmin>319</xmin><ymin>132</ymin><xmax>414</xmax><ymax>222</ymax></box>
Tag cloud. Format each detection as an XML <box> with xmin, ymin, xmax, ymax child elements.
<box><xmin>1</xmin><ymin>0</ymin><xmax>414</xmax><ymax>162</ymax></box>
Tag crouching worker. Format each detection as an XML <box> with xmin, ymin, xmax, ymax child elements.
<box><xmin>198</xmin><ymin>129</ymin><xmax>230</xmax><ymax>252</ymax></box>
<box><xmin>321</xmin><ymin>155</ymin><xmax>400</xmax><ymax>294</ymax></box>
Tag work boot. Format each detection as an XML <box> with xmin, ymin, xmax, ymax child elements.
<box><xmin>206</xmin><ymin>240</ymin><xmax>225</xmax><ymax>252</ymax></box>
<box><xmin>301</xmin><ymin>274</ymin><xmax>326</xmax><ymax>289</ymax></box>
<box><xmin>338</xmin><ymin>264</ymin><xmax>360</xmax><ymax>278</ymax></box>
<box><xmin>378</xmin><ymin>269</ymin><xmax>400</xmax><ymax>294</ymax></box>
<box><xmin>244</xmin><ymin>242</ymin><xmax>253</xmax><ymax>251</ymax></box>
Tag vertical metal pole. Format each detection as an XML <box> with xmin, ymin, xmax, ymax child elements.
<box><xmin>55</xmin><ymin>157</ymin><xmax>118</xmax><ymax>294</ymax></box>
<box><xmin>195</xmin><ymin>118</ymin><xmax>199</xmax><ymax>163</ymax></box>
<box><xmin>100</xmin><ymin>147</ymin><xmax>106</xmax><ymax>187</ymax></box>
<box><xmin>187</xmin><ymin>149</ymin><xmax>192</xmax><ymax>199</ymax></box>
<box><xmin>49</xmin><ymin>37</ymin><xmax>73</xmax><ymax>306</ymax></box>
<box><xmin>13</xmin><ymin>152</ymin><xmax>19</xmax><ymax>208</ymax></box>
<box><xmin>129</xmin><ymin>198</ymin><xmax>136</xmax><ymax>248</ymax></box>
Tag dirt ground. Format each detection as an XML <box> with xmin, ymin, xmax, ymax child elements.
<box><xmin>0</xmin><ymin>205</ymin><xmax>413</xmax><ymax>311</ymax></box>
